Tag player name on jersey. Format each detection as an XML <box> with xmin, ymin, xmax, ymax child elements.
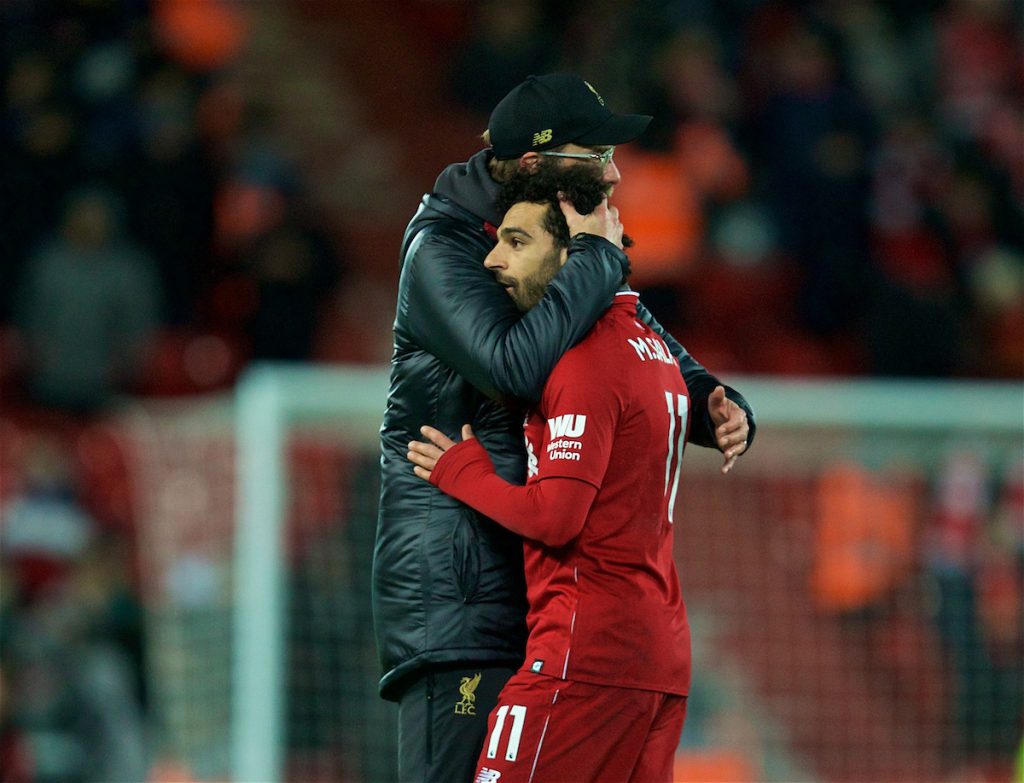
<box><xmin>627</xmin><ymin>335</ymin><xmax>676</xmax><ymax>365</ymax></box>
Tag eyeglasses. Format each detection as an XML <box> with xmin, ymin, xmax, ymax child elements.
<box><xmin>538</xmin><ymin>147</ymin><xmax>615</xmax><ymax>167</ymax></box>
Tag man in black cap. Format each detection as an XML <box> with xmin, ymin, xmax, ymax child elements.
<box><xmin>374</xmin><ymin>73</ymin><xmax>755</xmax><ymax>781</ymax></box>
<box><xmin>481</xmin><ymin>73</ymin><xmax>649</xmax><ymax>190</ymax></box>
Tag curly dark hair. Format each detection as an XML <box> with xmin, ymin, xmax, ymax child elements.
<box><xmin>497</xmin><ymin>164</ymin><xmax>616</xmax><ymax>249</ymax></box>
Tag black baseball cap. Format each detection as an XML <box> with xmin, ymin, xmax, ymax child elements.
<box><xmin>488</xmin><ymin>73</ymin><xmax>652</xmax><ymax>160</ymax></box>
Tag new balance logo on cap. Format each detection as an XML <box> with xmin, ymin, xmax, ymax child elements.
<box><xmin>487</xmin><ymin>73</ymin><xmax>651</xmax><ymax>160</ymax></box>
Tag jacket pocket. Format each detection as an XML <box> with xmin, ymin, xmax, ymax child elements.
<box><xmin>451</xmin><ymin>510</ymin><xmax>481</xmax><ymax>602</ymax></box>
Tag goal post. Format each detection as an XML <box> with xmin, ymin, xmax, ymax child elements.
<box><xmin>124</xmin><ymin>364</ymin><xmax>1021</xmax><ymax>783</ymax></box>
<box><xmin>232</xmin><ymin>365</ymin><xmax>388</xmax><ymax>783</ymax></box>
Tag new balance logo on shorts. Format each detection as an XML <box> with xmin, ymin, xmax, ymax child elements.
<box><xmin>475</xmin><ymin>767</ymin><xmax>502</xmax><ymax>783</ymax></box>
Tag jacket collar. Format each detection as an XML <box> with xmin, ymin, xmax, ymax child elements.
<box><xmin>431</xmin><ymin>149</ymin><xmax>503</xmax><ymax>227</ymax></box>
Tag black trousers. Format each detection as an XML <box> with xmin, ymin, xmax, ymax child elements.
<box><xmin>397</xmin><ymin>663</ymin><xmax>518</xmax><ymax>783</ymax></box>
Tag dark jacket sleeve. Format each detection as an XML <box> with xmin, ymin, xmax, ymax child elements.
<box><xmin>634</xmin><ymin>301</ymin><xmax>757</xmax><ymax>450</ymax></box>
<box><xmin>403</xmin><ymin>231</ymin><xmax>628</xmax><ymax>403</ymax></box>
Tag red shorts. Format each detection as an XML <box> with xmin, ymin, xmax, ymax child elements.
<box><xmin>472</xmin><ymin>671</ymin><xmax>687</xmax><ymax>783</ymax></box>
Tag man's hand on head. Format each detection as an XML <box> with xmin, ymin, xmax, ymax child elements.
<box><xmin>559</xmin><ymin>195</ymin><xmax>624</xmax><ymax>249</ymax></box>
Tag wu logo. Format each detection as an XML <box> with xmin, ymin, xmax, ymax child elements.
<box><xmin>547</xmin><ymin>414</ymin><xmax>586</xmax><ymax>439</ymax></box>
<box><xmin>532</xmin><ymin>128</ymin><xmax>553</xmax><ymax>146</ymax></box>
<box><xmin>455</xmin><ymin>672</ymin><xmax>482</xmax><ymax>715</ymax></box>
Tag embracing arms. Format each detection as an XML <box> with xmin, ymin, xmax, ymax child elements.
<box><xmin>408</xmin><ymin>425</ymin><xmax>598</xmax><ymax>548</ymax></box>
<box><xmin>401</xmin><ymin>203</ymin><xmax>627</xmax><ymax>404</ymax></box>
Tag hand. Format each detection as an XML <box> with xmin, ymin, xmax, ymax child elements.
<box><xmin>407</xmin><ymin>424</ymin><xmax>475</xmax><ymax>481</ymax></box>
<box><xmin>708</xmin><ymin>385</ymin><xmax>748</xmax><ymax>475</ymax></box>
<box><xmin>559</xmin><ymin>195</ymin><xmax>624</xmax><ymax>249</ymax></box>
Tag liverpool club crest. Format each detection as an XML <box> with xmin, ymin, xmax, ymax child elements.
<box><xmin>454</xmin><ymin>672</ymin><xmax>482</xmax><ymax>715</ymax></box>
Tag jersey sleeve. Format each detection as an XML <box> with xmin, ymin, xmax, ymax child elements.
<box><xmin>535</xmin><ymin>354</ymin><xmax>622</xmax><ymax>489</ymax></box>
<box><xmin>428</xmin><ymin>440</ymin><xmax>598</xmax><ymax>547</ymax></box>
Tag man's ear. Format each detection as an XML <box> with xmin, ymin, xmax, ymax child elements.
<box><xmin>518</xmin><ymin>152</ymin><xmax>541</xmax><ymax>173</ymax></box>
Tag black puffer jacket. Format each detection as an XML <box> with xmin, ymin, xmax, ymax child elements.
<box><xmin>373</xmin><ymin>150</ymin><xmax>755</xmax><ymax>700</ymax></box>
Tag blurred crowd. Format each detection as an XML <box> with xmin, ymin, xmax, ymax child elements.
<box><xmin>447</xmin><ymin>0</ymin><xmax>1024</xmax><ymax>378</ymax></box>
<box><xmin>0</xmin><ymin>0</ymin><xmax>345</xmax><ymax>421</ymax></box>
<box><xmin>809</xmin><ymin>448</ymin><xmax>1023</xmax><ymax>778</ymax></box>
<box><xmin>0</xmin><ymin>0</ymin><xmax>1018</xmax><ymax>423</ymax></box>
<box><xmin>0</xmin><ymin>0</ymin><xmax>1020</xmax><ymax>781</ymax></box>
<box><xmin>0</xmin><ymin>1</ymin><xmax>343</xmax><ymax>781</ymax></box>
<box><xmin>1</xmin><ymin>428</ymin><xmax>146</xmax><ymax>783</ymax></box>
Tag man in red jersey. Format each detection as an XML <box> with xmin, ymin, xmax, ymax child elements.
<box><xmin>407</xmin><ymin>166</ymin><xmax>750</xmax><ymax>782</ymax></box>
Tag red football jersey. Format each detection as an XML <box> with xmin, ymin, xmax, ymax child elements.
<box><xmin>521</xmin><ymin>291</ymin><xmax>692</xmax><ymax>695</ymax></box>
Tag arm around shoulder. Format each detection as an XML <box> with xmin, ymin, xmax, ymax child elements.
<box><xmin>403</xmin><ymin>228</ymin><xmax>629</xmax><ymax>404</ymax></box>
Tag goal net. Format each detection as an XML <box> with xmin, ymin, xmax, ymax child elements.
<box><xmin>121</xmin><ymin>367</ymin><xmax>1023</xmax><ymax>783</ymax></box>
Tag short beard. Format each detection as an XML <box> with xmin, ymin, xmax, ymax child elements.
<box><xmin>509</xmin><ymin>245</ymin><xmax>563</xmax><ymax>312</ymax></box>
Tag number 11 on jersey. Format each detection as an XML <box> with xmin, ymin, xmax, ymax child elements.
<box><xmin>664</xmin><ymin>391</ymin><xmax>688</xmax><ymax>523</ymax></box>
